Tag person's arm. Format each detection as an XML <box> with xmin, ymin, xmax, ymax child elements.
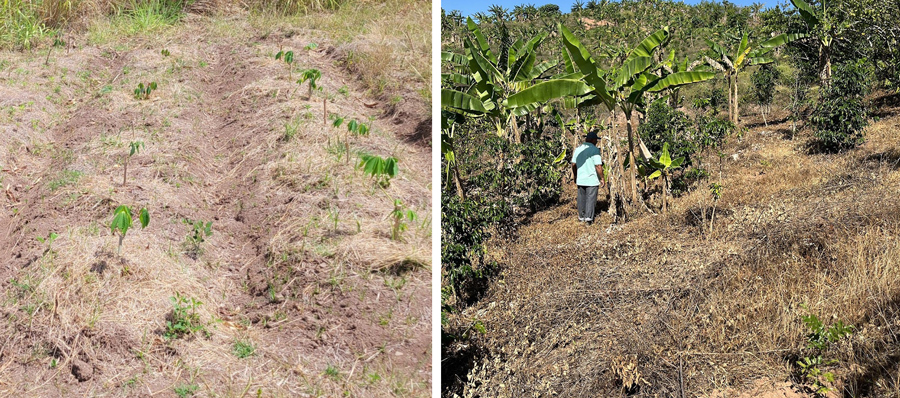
<box><xmin>571</xmin><ymin>163</ymin><xmax>578</xmax><ymax>185</ymax></box>
<box><xmin>595</xmin><ymin>163</ymin><xmax>605</xmax><ymax>187</ymax></box>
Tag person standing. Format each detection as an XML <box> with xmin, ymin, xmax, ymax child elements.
<box><xmin>571</xmin><ymin>131</ymin><xmax>605</xmax><ymax>224</ymax></box>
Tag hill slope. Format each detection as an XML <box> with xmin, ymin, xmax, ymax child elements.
<box><xmin>0</xmin><ymin>7</ymin><xmax>431</xmax><ymax>397</ymax></box>
<box><xmin>450</xmin><ymin>104</ymin><xmax>900</xmax><ymax>397</ymax></box>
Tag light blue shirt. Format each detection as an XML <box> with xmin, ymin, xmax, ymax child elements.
<box><xmin>571</xmin><ymin>142</ymin><xmax>603</xmax><ymax>186</ymax></box>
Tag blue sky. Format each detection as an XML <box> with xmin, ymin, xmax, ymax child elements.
<box><xmin>443</xmin><ymin>0</ymin><xmax>787</xmax><ymax>17</ymax></box>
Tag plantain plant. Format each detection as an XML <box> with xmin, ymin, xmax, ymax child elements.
<box><xmin>646</xmin><ymin>143</ymin><xmax>684</xmax><ymax>214</ymax></box>
<box><xmin>298</xmin><ymin>68</ymin><xmax>322</xmax><ymax>98</ymax></box>
<box><xmin>275</xmin><ymin>49</ymin><xmax>294</xmax><ymax>79</ymax></box>
<box><xmin>110</xmin><ymin>205</ymin><xmax>149</xmax><ymax>255</ymax></box>
<box><xmin>134</xmin><ymin>82</ymin><xmax>157</xmax><ymax>100</ymax></box>
<box><xmin>123</xmin><ymin>141</ymin><xmax>143</xmax><ymax>186</ymax></box>
<box><xmin>358</xmin><ymin>154</ymin><xmax>399</xmax><ymax>187</ymax></box>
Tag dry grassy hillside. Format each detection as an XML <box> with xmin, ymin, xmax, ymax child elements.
<box><xmin>448</xmin><ymin>100</ymin><xmax>900</xmax><ymax>397</ymax></box>
<box><xmin>0</xmin><ymin>2</ymin><xmax>431</xmax><ymax>397</ymax></box>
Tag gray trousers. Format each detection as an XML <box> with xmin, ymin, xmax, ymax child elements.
<box><xmin>577</xmin><ymin>185</ymin><xmax>599</xmax><ymax>222</ymax></box>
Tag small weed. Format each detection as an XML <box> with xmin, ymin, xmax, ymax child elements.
<box><xmin>164</xmin><ymin>293</ymin><xmax>205</xmax><ymax>340</ymax></box>
<box><xmin>161</xmin><ymin>48</ymin><xmax>170</xmax><ymax>57</ymax></box>
<box><xmin>232</xmin><ymin>340</ymin><xmax>255</xmax><ymax>359</ymax></box>
<box><xmin>48</xmin><ymin>170</ymin><xmax>83</xmax><ymax>191</ymax></box>
<box><xmin>283</xmin><ymin>117</ymin><xmax>302</xmax><ymax>141</ymax></box>
<box><xmin>173</xmin><ymin>383</ymin><xmax>198</xmax><ymax>397</ymax></box>
<box><xmin>338</xmin><ymin>86</ymin><xmax>349</xmax><ymax>96</ymax></box>
<box><xmin>304</xmin><ymin>42</ymin><xmax>318</xmax><ymax>51</ymax></box>
<box><xmin>324</xmin><ymin>365</ymin><xmax>340</xmax><ymax>381</ymax></box>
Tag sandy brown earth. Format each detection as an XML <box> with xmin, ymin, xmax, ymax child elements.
<box><xmin>1</xmin><ymin>10</ymin><xmax>430</xmax><ymax>398</ymax></box>
<box><xmin>445</xmin><ymin>105</ymin><xmax>900</xmax><ymax>397</ymax></box>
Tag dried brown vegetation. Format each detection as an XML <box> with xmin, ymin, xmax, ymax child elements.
<box><xmin>0</xmin><ymin>4</ymin><xmax>430</xmax><ymax>397</ymax></box>
<box><xmin>445</xmin><ymin>103</ymin><xmax>900</xmax><ymax>397</ymax></box>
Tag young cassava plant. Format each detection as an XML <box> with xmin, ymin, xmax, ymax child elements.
<box><xmin>298</xmin><ymin>68</ymin><xmax>322</xmax><ymax>98</ymax></box>
<box><xmin>275</xmin><ymin>49</ymin><xmax>294</xmax><ymax>79</ymax></box>
<box><xmin>134</xmin><ymin>82</ymin><xmax>157</xmax><ymax>100</ymax></box>
<box><xmin>123</xmin><ymin>141</ymin><xmax>143</xmax><ymax>186</ymax></box>
<box><xmin>390</xmin><ymin>199</ymin><xmax>418</xmax><ymax>241</ymax></box>
<box><xmin>358</xmin><ymin>154</ymin><xmax>399</xmax><ymax>187</ymax></box>
<box><xmin>110</xmin><ymin>205</ymin><xmax>149</xmax><ymax>254</ymax></box>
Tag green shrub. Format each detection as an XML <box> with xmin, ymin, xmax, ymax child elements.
<box><xmin>811</xmin><ymin>60</ymin><xmax>870</xmax><ymax>152</ymax></box>
<box><xmin>751</xmin><ymin>64</ymin><xmax>779</xmax><ymax>125</ymax></box>
<box><xmin>639</xmin><ymin>101</ymin><xmax>697</xmax><ymax>168</ymax></box>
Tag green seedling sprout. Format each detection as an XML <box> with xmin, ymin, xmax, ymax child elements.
<box><xmin>161</xmin><ymin>49</ymin><xmax>170</xmax><ymax>57</ymax></box>
<box><xmin>36</xmin><ymin>232</ymin><xmax>59</xmax><ymax>253</ymax></box>
<box><xmin>357</xmin><ymin>154</ymin><xmax>398</xmax><ymax>187</ymax></box>
<box><xmin>304</xmin><ymin>42</ymin><xmax>318</xmax><ymax>51</ymax></box>
<box><xmin>298</xmin><ymin>68</ymin><xmax>322</xmax><ymax>98</ymax></box>
<box><xmin>390</xmin><ymin>199</ymin><xmax>418</xmax><ymax>241</ymax></box>
<box><xmin>275</xmin><ymin>49</ymin><xmax>294</xmax><ymax>79</ymax></box>
<box><xmin>134</xmin><ymin>82</ymin><xmax>157</xmax><ymax>100</ymax></box>
<box><xmin>123</xmin><ymin>140</ymin><xmax>143</xmax><ymax>186</ymax></box>
<box><xmin>111</xmin><ymin>205</ymin><xmax>149</xmax><ymax>255</ymax></box>
<box><xmin>183</xmin><ymin>219</ymin><xmax>212</xmax><ymax>257</ymax></box>
<box><xmin>45</xmin><ymin>35</ymin><xmax>65</xmax><ymax>66</ymax></box>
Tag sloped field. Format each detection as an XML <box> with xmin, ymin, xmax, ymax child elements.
<box><xmin>448</xmin><ymin>105</ymin><xmax>900</xmax><ymax>397</ymax></box>
<box><xmin>0</xmin><ymin>6</ymin><xmax>431</xmax><ymax>397</ymax></box>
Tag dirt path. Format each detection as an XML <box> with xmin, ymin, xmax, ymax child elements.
<box><xmin>1</xmin><ymin>13</ymin><xmax>430</xmax><ymax>397</ymax></box>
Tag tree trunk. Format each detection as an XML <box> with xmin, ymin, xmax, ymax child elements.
<box><xmin>821</xmin><ymin>43</ymin><xmax>832</xmax><ymax>84</ymax></box>
<box><xmin>625</xmin><ymin>109</ymin><xmax>637</xmax><ymax>203</ymax></box>
<box><xmin>732</xmin><ymin>75</ymin><xmax>740</xmax><ymax>125</ymax></box>
<box><xmin>662</xmin><ymin>174</ymin><xmax>667</xmax><ymax>213</ymax></box>
<box><xmin>453</xmin><ymin>162</ymin><xmax>466</xmax><ymax>201</ymax></box>
<box><xmin>726</xmin><ymin>73</ymin><xmax>732</xmax><ymax>123</ymax></box>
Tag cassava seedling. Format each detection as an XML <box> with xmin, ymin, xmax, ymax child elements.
<box><xmin>275</xmin><ymin>49</ymin><xmax>294</xmax><ymax>79</ymax></box>
<box><xmin>123</xmin><ymin>141</ymin><xmax>143</xmax><ymax>186</ymax></box>
<box><xmin>357</xmin><ymin>154</ymin><xmax>398</xmax><ymax>187</ymax></box>
<box><xmin>390</xmin><ymin>199</ymin><xmax>417</xmax><ymax>241</ymax></box>
<box><xmin>182</xmin><ymin>219</ymin><xmax>212</xmax><ymax>258</ymax></box>
<box><xmin>45</xmin><ymin>35</ymin><xmax>65</xmax><ymax>66</ymax></box>
<box><xmin>110</xmin><ymin>205</ymin><xmax>149</xmax><ymax>255</ymax></box>
<box><xmin>134</xmin><ymin>82</ymin><xmax>157</xmax><ymax>100</ymax></box>
<box><xmin>36</xmin><ymin>232</ymin><xmax>59</xmax><ymax>253</ymax></box>
<box><xmin>298</xmin><ymin>68</ymin><xmax>322</xmax><ymax>98</ymax></box>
